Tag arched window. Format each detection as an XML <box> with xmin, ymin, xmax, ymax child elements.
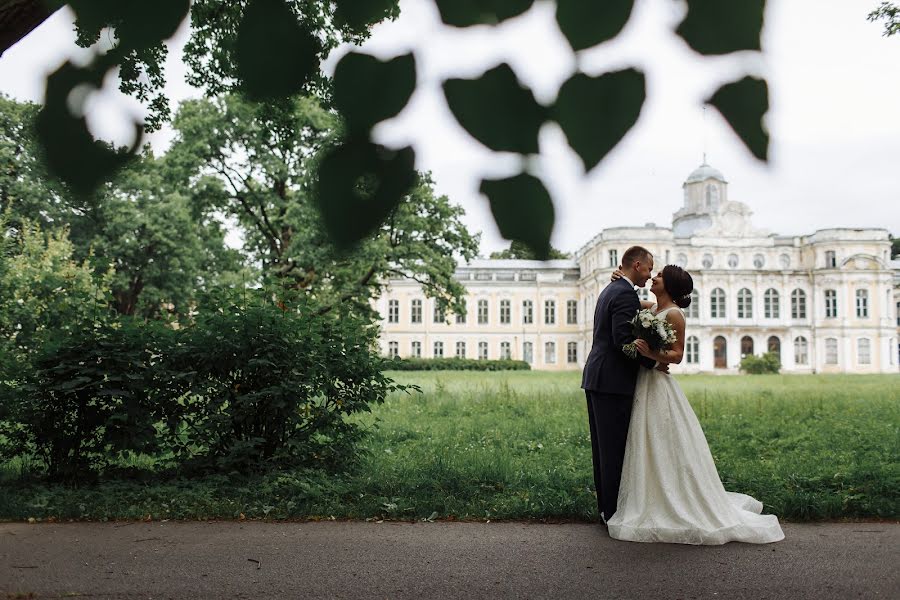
<box><xmin>702</xmin><ymin>254</ymin><xmax>714</xmax><ymax>269</ymax></box>
<box><xmin>791</xmin><ymin>289</ymin><xmax>807</xmax><ymax>319</ymax></box>
<box><xmin>857</xmin><ymin>338</ymin><xmax>871</xmax><ymax>364</ymax></box>
<box><xmin>737</xmin><ymin>288</ymin><xmax>753</xmax><ymax>319</ymax></box>
<box><xmin>544</xmin><ymin>341</ymin><xmax>556</xmax><ymax>364</ymax></box>
<box><xmin>825</xmin><ymin>338</ymin><xmax>838</xmax><ymax>364</ymax></box>
<box><xmin>705</xmin><ymin>183</ymin><xmax>719</xmax><ymax>208</ymax></box>
<box><xmin>523</xmin><ymin>342</ymin><xmax>533</xmax><ymax>364</ymax></box>
<box><xmin>741</xmin><ymin>336</ymin><xmax>754</xmax><ymax>357</ymax></box>
<box><xmin>686</xmin><ymin>336</ymin><xmax>700</xmax><ymax>364</ymax></box>
<box><xmin>686</xmin><ymin>290</ymin><xmax>699</xmax><ymax>319</ymax></box>
<box><xmin>767</xmin><ymin>336</ymin><xmax>781</xmax><ymax>361</ymax></box>
<box><xmin>794</xmin><ymin>337</ymin><xmax>808</xmax><ymax>365</ymax></box>
<box><xmin>713</xmin><ymin>336</ymin><xmax>727</xmax><ymax>368</ymax></box>
<box><xmin>710</xmin><ymin>288</ymin><xmax>726</xmax><ymax>318</ymax></box>
<box><xmin>728</xmin><ymin>254</ymin><xmax>739</xmax><ymax>268</ymax></box>
<box><xmin>764</xmin><ymin>289</ymin><xmax>780</xmax><ymax>319</ymax></box>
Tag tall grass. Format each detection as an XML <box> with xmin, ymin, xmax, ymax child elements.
<box><xmin>1</xmin><ymin>373</ymin><xmax>897</xmax><ymax>522</ymax></box>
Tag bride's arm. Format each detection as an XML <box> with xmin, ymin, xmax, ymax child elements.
<box><xmin>634</xmin><ymin>311</ymin><xmax>686</xmax><ymax>365</ymax></box>
<box><xmin>609</xmin><ymin>268</ymin><xmax>655</xmax><ymax>309</ymax></box>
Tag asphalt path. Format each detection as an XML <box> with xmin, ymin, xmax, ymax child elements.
<box><xmin>2</xmin><ymin>521</ymin><xmax>897</xmax><ymax>599</ymax></box>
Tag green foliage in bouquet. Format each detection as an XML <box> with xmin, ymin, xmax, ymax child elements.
<box><xmin>740</xmin><ymin>352</ymin><xmax>781</xmax><ymax>375</ymax></box>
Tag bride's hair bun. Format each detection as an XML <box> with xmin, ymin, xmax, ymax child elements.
<box><xmin>662</xmin><ymin>265</ymin><xmax>694</xmax><ymax>309</ymax></box>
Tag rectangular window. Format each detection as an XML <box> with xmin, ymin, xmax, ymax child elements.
<box><xmin>825</xmin><ymin>290</ymin><xmax>838</xmax><ymax>318</ymax></box>
<box><xmin>825</xmin><ymin>250</ymin><xmax>836</xmax><ymax>268</ymax></box>
<box><xmin>388</xmin><ymin>299</ymin><xmax>399</xmax><ymax>324</ymax></box>
<box><xmin>791</xmin><ymin>290</ymin><xmax>807</xmax><ymax>319</ymax></box>
<box><xmin>855</xmin><ymin>290</ymin><xmax>868</xmax><ymax>318</ymax></box>
<box><xmin>500</xmin><ymin>299</ymin><xmax>511</xmax><ymax>324</ymax></box>
<box><xmin>388</xmin><ymin>341</ymin><xmax>399</xmax><ymax>359</ymax></box>
<box><xmin>544</xmin><ymin>300</ymin><xmax>556</xmax><ymax>325</ymax></box>
<box><xmin>566</xmin><ymin>300</ymin><xmax>578</xmax><ymax>325</ymax></box>
<box><xmin>478</xmin><ymin>299</ymin><xmax>489</xmax><ymax>325</ymax></box>
<box><xmin>737</xmin><ymin>291</ymin><xmax>753</xmax><ymax>319</ymax></box>
<box><xmin>794</xmin><ymin>337</ymin><xmax>808</xmax><ymax>365</ymax></box>
<box><xmin>567</xmin><ymin>341</ymin><xmax>578</xmax><ymax>364</ymax></box>
<box><xmin>434</xmin><ymin>303</ymin><xmax>445</xmax><ymax>324</ymax></box>
<box><xmin>500</xmin><ymin>341</ymin><xmax>511</xmax><ymax>360</ymax></box>
<box><xmin>686</xmin><ymin>337</ymin><xmax>699</xmax><ymax>364</ymax></box>
<box><xmin>433</xmin><ymin>341</ymin><xmax>444</xmax><ymax>358</ymax></box>
<box><xmin>456</xmin><ymin>309</ymin><xmax>466</xmax><ymax>324</ymax></box>
<box><xmin>411</xmin><ymin>341</ymin><xmax>422</xmax><ymax>358</ymax></box>
<box><xmin>686</xmin><ymin>291</ymin><xmax>699</xmax><ymax>319</ymax></box>
<box><xmin>710</xmin><ymin>290</ymin><xmax>725</xmax><ymax>319</ymax></box>
<box><xmin>825</xmin><ymin>338</ymin><xmax>838</xmax><ymax>365</ymax></box>
<box><xmin>523</xmin><ymin>341</ymin><xmax>533</xmax><ymax>364</ymax></box>
<box><xmin>608</xmin><ymin>249</ymin><xmax>618</xmax><ymax>268</ymax></box>
<box><xmin>411</xmin><ymin>299</ymin><xmax>422</xmax><ymax>324</ymax></box>
<box><xmin>857</xmin><ymin>339</ymin><xmax>871</xmax><ymax>364</ymax></box>
<box><xmin>522</xmin><ymin>300</ymin><xmax>533</xmax><ymax>324</ymax></box>
<box><xmin>478</xmin><ymin>341</ymin><xmax>488</xmax><ymax>360</ymax></box>
<box><xmin>544</xmin><ymin>341</ymin><xmax>556</xmax><ymax>364</ymax></box>
<box><xmin>764</xmin><ymin>291</ymin><xmax>779</xmax><ymax>319</ymax></box>
<box><xmin>455</xmin><ymin>341</ymin><xmax>466</xmax><ymax>358</ymax></box>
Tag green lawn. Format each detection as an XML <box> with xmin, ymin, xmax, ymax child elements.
<box><xmin>1</xmin><ymin>372</ymin><xmax>898</xmax><ymax>522</ymax></box>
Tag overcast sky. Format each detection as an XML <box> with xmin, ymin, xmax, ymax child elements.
<box><xmin>1</xmin><ymin>0</ymin><xmax>898</xmax><ymax>255</ymax></box>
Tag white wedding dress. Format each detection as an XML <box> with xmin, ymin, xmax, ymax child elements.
<box><xmin>607</xmin><ymin>305</ymin><xmax>785</xmax><ymax>545</ymax></box>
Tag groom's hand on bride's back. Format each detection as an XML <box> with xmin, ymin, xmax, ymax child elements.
<box><xmin>655</xmin><ymin>363</ymin><xmax>670</xmax><ymax>374</ymax></box>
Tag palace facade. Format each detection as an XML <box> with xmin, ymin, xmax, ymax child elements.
<box><xmin>377</xmin><ymin>163</ymin><xmax>900</xmax><ymax>373</ymax></box>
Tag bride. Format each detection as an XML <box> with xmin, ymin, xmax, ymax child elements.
<box><xmin>607</xmin><ymin>265</ymin><xmax>784</xmax><ymax>545</ymax></box>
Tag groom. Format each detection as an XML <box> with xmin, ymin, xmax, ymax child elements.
<box><xmin>581</xmin><ymin>245</ymin><xmax>663</xmax><ymax>524</ymax></box>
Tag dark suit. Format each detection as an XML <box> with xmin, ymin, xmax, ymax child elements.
<box><xmin>581</xmin><ymin>277</ymin><xmax>656</xmax><ymax>521</ymax></box>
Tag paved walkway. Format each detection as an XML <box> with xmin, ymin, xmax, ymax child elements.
<box><xmin>2</xmin><ymin>521</ymin><xmax>897</xmax><ymax>599</ymax></box>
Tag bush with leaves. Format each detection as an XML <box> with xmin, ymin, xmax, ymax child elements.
<box><xmin>0</xmin><ymin>220</ymin><xmax>114</xmax><ymax>358</ymax></box>
<box><xmin>161</xmin><ymin>287</ymin><xmax>410</xmax><ymax>474</ymax></box>
<box><xmin>0</xmin><ymin>319</ymin><xmax>171</xmax><ymax>481</ymax></box>
<box><xmin>740</xmin><ymin>352</ymin><xmax>781</xmax><ymax>375</ymax></box>
<box><xmin>388</xmin><ymin>358</ymin><xmax>531</xmax><ymax>372</ymax></box>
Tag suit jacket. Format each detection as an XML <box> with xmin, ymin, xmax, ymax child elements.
<box><xmin>581</xmin><ymin>277</ymin><xmax>656</xmax><ymax>395</ymax></box>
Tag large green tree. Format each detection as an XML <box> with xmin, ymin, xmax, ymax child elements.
<box><xmin>1</xmin><ymin>95</ymin><xmax>243</xmax><ymax>319</ymax></box>
<box><xmin>167</xmin><ymin>94</ymin><xmax>479</xmax><ymax>315</ymax></box>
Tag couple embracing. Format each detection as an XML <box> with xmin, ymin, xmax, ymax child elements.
<box><xmin>581</xmin><ymin>246</ymin><xmax>784</xmax><ymax>545</ymax></box>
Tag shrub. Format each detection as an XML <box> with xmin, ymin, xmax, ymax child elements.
<box><xmin>740</xmin><ymin>352</ymin><xmax>781</xmax><ymax>374</ymax></box>
<box><xmin>160</xmin><ymin>288</ymin><xmax>410</xmax><ymax>474</ymax></box>
<box><xmin>388</xmin><ymin>357</ymin><xmax>531</xmax><ymax>371</ymax></box>
<box><xmin>0</xmin><ymin>319</ymin><xmax>170</xmax><ymax>481</ymax></box>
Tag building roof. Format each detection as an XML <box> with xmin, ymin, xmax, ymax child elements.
<box><xmin>685</xmin><ymin>162</ymin><xmax>727</xmax><ymax>184</ymax></box>
<box><xmin>460</xmin><ymin>258</ymin><xmax>578</xmax><ymax>270</ymax></box>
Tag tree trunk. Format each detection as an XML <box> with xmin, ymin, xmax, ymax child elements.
<box><xmin>0</xmin><ymin>0</ymin><xmax>58</xmax><ymax>58</ymax></box>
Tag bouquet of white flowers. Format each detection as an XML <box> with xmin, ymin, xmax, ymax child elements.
<box><xmin>622</xmin><ymin>308</ymin><xmax>678</xmax><ymax>359</ymax></box>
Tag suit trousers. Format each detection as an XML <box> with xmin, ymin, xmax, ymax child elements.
<box><xmin>585</xmin><ymin>390</ymin><xmax>633</xmax><ymax>522</ymax></box>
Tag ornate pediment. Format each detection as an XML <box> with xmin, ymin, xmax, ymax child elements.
<box><xmin>842</xmin><ymin>254</ymin><xmax>882</xmax><ymax>270</ymax></box>
<box><xmin>692</xmin><ymin>201</ymin><xmax>770</xmax><ymax>238</ymax></box>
